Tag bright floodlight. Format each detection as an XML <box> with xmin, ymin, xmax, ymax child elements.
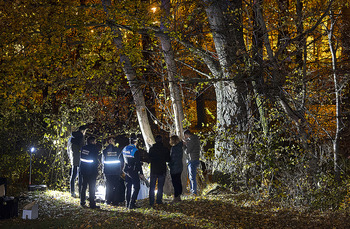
<box><xmin>96</xmin><ymin>185</ymin><xmax>106</xmax><ymax>201</ymax></box>
<box><xmin>30</xmin><ymin>147</ymin><xmax>35</xmax><ymax>153</ymax></box>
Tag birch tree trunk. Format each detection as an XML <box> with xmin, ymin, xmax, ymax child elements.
<box><xmin>101</xmin><ymin>0</ymin><xmax>155</xmax><ymax>149</ymax></box>
<box><xmin>158</xmin><ymin>0</ymin><xmax>185</xmax><ymax>138</ymax></box>
<box><xmin>326</xmin><ymin>10</ymin><xmax>341</xmax><ymax>181</ymax></box>
<box><xmin>158</xmin><ymin>0</ymin><xmax>187</xmax><ymax>195</ymax></box>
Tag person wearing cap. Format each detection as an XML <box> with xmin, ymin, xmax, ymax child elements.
<box><xmin>148</xmin><ymin>135</ymin><xmax>170</xmax><ymax>206</ymax></box>
<box><xmin>183</xmin><ymin>130</ymin><xmax>200</xmax><ymax>195</ymax></box>
<box><xmin>79</xmin><ymin>136</ymin><xmax>100</xmax><ymax>209</ymax></box>
<box><xmin>102</xmin><ymin>137</ymin><xmax>124</xmax><ymax>205</ymax></box>
<box><xmin>67</xmin><ymin>125</ymin><xmax>87</xmax><ymax>198</ymax></box>
<box><xmin>122</xmin><ymin>134</ymin><xmax>144</xmax><ymax>209</ymax></box>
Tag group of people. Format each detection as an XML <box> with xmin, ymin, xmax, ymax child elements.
<box><xmin>67</xmin><ymin>125</ymin><xmax>201</xmax><ymax>209</ymax></box>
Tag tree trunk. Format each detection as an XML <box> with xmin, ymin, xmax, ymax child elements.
<box><xmin>203</xmin><ymin>0</ymin><xmax>248</xmax><ymax>173</ymax></box>
<box><xmin>327</xmin><ymin>10</ymin><xmax>341</xmax><ymax>181</ymax></box>
<box><xmin>252</xmin><ymin>0</ymin><xmax>268</xmax><ymax>136</ymax></box>
<box><xmin>102</xmin><ymin>0</ymin><xmax>155</xmax><ymax>149</ymax></box>
<box><xmin>158</xmin><ymin>0</ymin><xmax>187</xmax><ymax>195</ymax></box>
<box><xmin>158</xmin><ymin>0</ymin><xmax>185</xmax><ymax>138</ymax></box>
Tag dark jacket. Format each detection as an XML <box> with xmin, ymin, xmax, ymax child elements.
<box><xmin>149</xmin><ymin>142</ymin><xmax>170</xmax><ymax>175</ymax></box>
<box><xmin>169</xmin><ymin>141</ymin><xmax>183</xmax><ymax>175</ymax></box>
<box><xmin>103</xmin><ymin>144</ymin><xmax>123</xmax><ymax>176</ymax></box>
<box><xmin>122</xmin><ymin>144</ymin><xmax>143</xmax><ymax>175</ymax></box>
<box><xmin>184</xmin><ymin>134</ymin><xmax>200</xmax><ymax>162</ymax></box>
<box><xmin>79</xmin><ymin>143</ymin><xmax>100</xmax><ymax>176</ymax></box>
<box><xmin>71</xmin><ymin>131</ymin><xmax>84</xmax><ymax>146</ymax></box>
<box><xmin>70</xmin><ymin>131</ymin><xmax>85</xmax><ymax>166</ymax></box>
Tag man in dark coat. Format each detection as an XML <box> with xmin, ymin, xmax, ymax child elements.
<box><xmin>102</xmin><ymin>137</ymin><xmax>124</xmax><ymax>205</ymax></box>
<box><xmin>79</xmin><ymin>136</ymin><xmax>100</xmax><ymax>209</ymax></box>
<box><xmin>122</xmin><ymin>135</ymin><xmax>144</xmax><ymax>209</ymax></box>
<box><xmin>67</xmin><ymin>125</ymin><xmax>87</xmax><ymax>198</ymax></box>
<box><xmin>148</xmin><ymin>135</ymin><xmax>170</xmax><ymax>206</ymax></box>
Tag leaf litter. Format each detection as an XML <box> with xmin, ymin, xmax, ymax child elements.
<box><xmin>1</xmin><ymin>190</ymin><xmax>350</xmax><ymax>228</ymax></box>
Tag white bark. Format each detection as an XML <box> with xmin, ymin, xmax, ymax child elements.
<box><xmin>158</xmin><ymin>0</ymin><xmax>186</xmax><ymax>195</ymax></box>
<box><xmin>159</xmin><ymin>0</ymin><xmax>185</xmax><ymax>138</ymax></box>
<box><xmin>102</xmin><ymin>0</ymin><xmax>155</xmax><ymax>149</ymax></box>
<box><xmin>326</xmin><ymin>10</ymin><xmax>341</xmax><ymax>179</ymax></box>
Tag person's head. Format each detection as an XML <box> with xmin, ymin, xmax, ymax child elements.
<box><xmin>79</xmin><ymin>125</ymin><xmax>87</xmax><ymax>135</ymax></box>
<box><xmin>155</xmin><ymin>135</ymin><xmax>162</xmax><ymax>143</ymax></box>
<box><xmin>106</xmin><ymin>136</ymin><xmax>115</xmax><ymax>145</ymax></box>
<box><xmin>169</xmin><ymin>135</ymin><xmax>180</xmax><ymax>146</ymax></box>
<box><xmin>87</xmin><ymin>136</ymin><xmax>96</xmax><ymax>145</ymax></box>
<box><xmin>129</xmin><ymin>134</ymin><xmax>138</xmax><ymax>145</ymax></box>
<box><xmin>184</xmin><ymin>129</ymin><xmax>192</xmax><ymax>138</ymax></box>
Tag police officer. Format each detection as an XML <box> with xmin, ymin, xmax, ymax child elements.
<box><xmin>79</xmin><ymin>136</ymin><xmax>100</xmax><ymax>209</ymax></box>
<box><xmin>122</xmin><ymin>134</ymin><xmax>144</xmax><ymax>209</ymax></box>
<box><xmin>102</xmin><ymin>137</ymin><xmax>124</xmax><ymax>205</ymax></box>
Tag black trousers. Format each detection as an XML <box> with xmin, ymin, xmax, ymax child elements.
<box><xmin>171</xmin><ymin>173</ymin><xmax>182</xmax><ymax>197</ymax></box>
<box><xmin>70</xmin><ymin>166</ymin><xmax>81</xmax><ymax>195</ymax></box>
<box><xmin>80</xmin><ymin>173</ymin><xmax>97</xmax><ymax>207</ymax></box>
<box><xmin>105</xmin><ymin>175</ymin><xmax>125</xmax><ymax>204</ymax></box>
<box><xmin>125</xmin><ymin>171</ymin><xmax>140</xmax><ymax>208</ymax></box>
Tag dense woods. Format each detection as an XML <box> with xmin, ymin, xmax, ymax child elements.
<box><xmin>2</xmin><ymin>0</ymin><xmax>350</xmax><ymax>210</ymax></box>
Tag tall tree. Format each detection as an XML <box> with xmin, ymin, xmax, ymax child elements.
<box><xmin>157</xmin><ymin>0</ymin><xmax>185</xmax><ymax>138</ymax></box>
<box><xmin>324</xmin><ymin>8</ymin><xmax>343</xmax><ymax>180</ymax></box>
<box><xmin>201</xmin><ymin>0</ymin><xmax>248</xmax><ymax>172</ymax></box>
<box><xmin>101</xmin><ymin>0</ymin><xmax>155</xmax><ymax>149</ymax></box>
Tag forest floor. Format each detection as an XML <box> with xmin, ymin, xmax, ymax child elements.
<box><xmin>1</xmin><ymin>187</ymin><xmax>350</xmax><ymax>229</ymax></box>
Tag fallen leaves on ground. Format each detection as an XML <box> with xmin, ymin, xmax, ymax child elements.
<box><xmin>1</xmin><ymin>190</ymin><xmax>350</xmax><ymax>228</ymax></box>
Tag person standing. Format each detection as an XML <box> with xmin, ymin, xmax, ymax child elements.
<box><xmin>67</xmin><ymin>125</ymin><xmax>87</xmax><ymax>198</ymax></box>
<box><xmin>148</xmin><ymin>135</ymin><xmax>170</xmax><ymax>206</ymax></box>
<box><xmin>79</xmin><ymin>136</ymin><xmax>100</xmax><ymax>209</ymax></box>
<box><xmin>122</xmin><ymin>135</ymin><xmax>144</xmax><ymax>209</ymax></box>
<box><xmin>102</xmin><ymin>137</ymin><xmax>124</xmax><ymax>205</ymax></box>
<box><xmin>183</xmin><ymin>130</ymin><xmax>200</xmax><ymax>195</ymax></box>
<box><xmin>169</xmin><ymin>135</ymin><xmax>183</xmax><ymax>202</ymax></box>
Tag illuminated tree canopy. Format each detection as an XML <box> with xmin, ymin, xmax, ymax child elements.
<box><xmin>1</xmin><ymin>0</ymin><xmax>350</xmax><ymax>209</ymax></box>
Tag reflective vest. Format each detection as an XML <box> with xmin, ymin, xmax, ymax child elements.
<box><xmin>79</xmin><ymin>145</ymin><xmax>98</xmax><ymax>175</ymax></box>
<box><xmin>81</xmin><ymin>149</ymin><xmax>94</xmax><ymax>163</ymax></box>
<box><xmin>103</xmin><ymin>145</ymin><xmax>121</xmax><ymax>175</ymax></box>
<box><xmin>122</xmin><ymin>144</ymin><xmax>138</xmax><ymax>172</ymax></box>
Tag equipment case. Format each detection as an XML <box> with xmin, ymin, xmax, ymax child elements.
<box><xmin>0</xmin><ymin>196</ymin><xmax>19</xmax><ymax>220</ymax></box>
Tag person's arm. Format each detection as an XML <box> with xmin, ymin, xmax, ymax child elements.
<box><xmin>135</xmin><ymin>150</ymin><xmax>143</xmax><ymax>175</ymax></box>
<box><xmin>166</xmin><ymin>148</ymin><xmax>171</xmax><ymax>162</ymax></box>
<box><xmin>118</xmin><ymin>150</ymin><xmax>124</xmax><ymax>171</ymax></box>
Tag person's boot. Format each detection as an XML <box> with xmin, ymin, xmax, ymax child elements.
<box><xmin>173</xmin><ymin>196</ymin><xmax>181</xmax><ymax>203</ymax></box>
<box><xmin>90</xmin><ymin>202</ymin><xmax>100</xmax><ymax>209</ymax></box>
<box><xmin>129</xmin><ymin>201</ymin><xmax>140</xmax><ymax>209</ymax></box>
